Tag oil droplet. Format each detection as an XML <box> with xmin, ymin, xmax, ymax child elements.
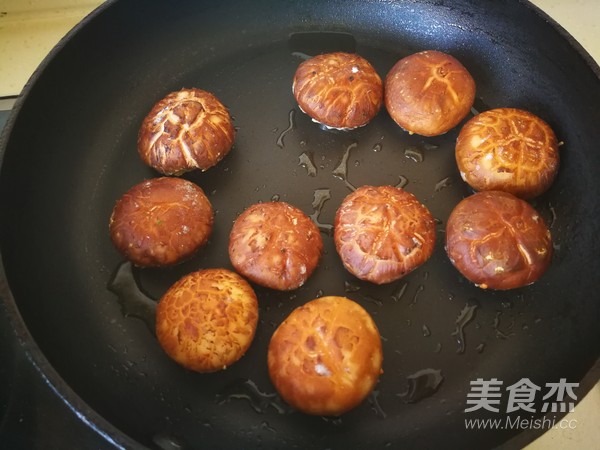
<box><xmin>368</xmin><ymin>390</ymin><xmax>387</xmax><ymax>418</ymax></box>
<box><xmin>395</xmin><ymin>175</ymin><xmax>409</xmax><ymax>189</ymax></box>
<box><xmin>321</xmin><ymin>416</ymin><xmax>344</xmax><ymax>426</ymax></box>
<box><xmin>391</xmin><ymin>282</ymin><xmax>408</xmax><ymax>302</ymax></box>
<box><xmin>476</xmin><ymin>343</ymin><xmax>486</xmax><ymax>353</ymax></box>
<box><xmin>271</xmin><ymin>194</ymin><xmax>280</xmax><ymax>201</ymax></box>
<box><xmin>309</xmin><ymin>188</ymin><xmax>333</xmax><ymax>234</ymax></box>
<box><xmin>549</xmin><ymin>205</ymin><xmax>557</xmax><ymax>229</ymax></box>
<box><xmin>501</xmin><ymin>299</ymin><xmax>513</xmax><ymax>309</ymax></box>
<box><xmin>434</xmin><ymin>176</ymin><xmax>453</xmax><ymax>192</ymax></box>
<box><xmin>298</xmin><ymin>151</ymin><xmax>317</xmax><ymax>176</ymax></box>
<box><xmin>433</xmin><ymin>342</ymin><xmax>442</xmax><ymax>353</ymax></box>
<box><xmin>493</xmin><ymin>311</ymin><xmax>515</xmax><ymax>339</ymax></box>
<box><xmin>410</xmin><ymin>284</ymin><xmax>425</xmax><ymax>305</ymax></box>
<box><xmin>276</xmin><ymin>109</ymin><xmax>295</xmax><ymax>148</ymax></box>
<box><xmin>332</xmin><ymin>142</ymin><xmax>357</xmax><ymax>190</ymax></box>
<box><xmin>422</xmin><ymin>324</ymin><xmax>431</xmax><ymax>337</ymax></box>
<box><xmin>107</xmin><ymin>261</ymin><xmax>156</xmax><ymax>334</ymax></box>
<box><xmin>291</xmin><ymin>51</ymin><xmax>312</xmax><ymax>60</ymax></box>
<box><xmin>372</xmin><ymin>143</ymin><xmax>382</xmax><ymax>152</ymax></box>
<box><xmin>451</xmin><ymin>299</ymin><xmax>479</xmax><ymax>354</ymax></box>
<box><xmin>261</xmin><ymin>421</ymin><xmax>277</xmax><ymax>433</ymax></box>
<box><xmin>216</xmin><ymin>379</ymin><xmax>291</xmax><ymax>414</ymax></box>
<box><xmin>404</xmin><ymin>147</ymin><xmax>424</xmax><ymax>163</ymax></box>
<box><xmin>344</xmin><ymin>280</ymin><xmax>361</xmax><ymax>293</ymax></box>
<box><xmin>362</xmin><ymin>295</ymin><xmax>383</xmax><ymax>307</ymax></box>
<box><xmin>398</xmin><ymin>368</ymin><xmax>444</xmax><ymax>403</ymax></box>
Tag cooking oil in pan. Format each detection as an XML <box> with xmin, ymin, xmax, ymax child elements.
<box><xmin>395</xmin><ymin>175</ymin><xmax>409</xmax><ymax>189</ymax></box>
<box><xmin>276</xmin><ymin>109</ymin><xmax>295</xmax><ymax>148</ymax></box>
<box><xmin>404</xmin><ymin>147</ymin><xmax>425</xmax><ymax>163</ymax></box>
<box><xmin>344</xmin><ymin>280</ymin><xmax>362</xmax><ymax>293</ymax></box>
<box><xmin>451</xmin><ymin>299</ymin><xmax>479</xmax><ymax>354</ymax></box>
<box><xmin>107</xmin><ymin>261</ymin><xmax>156</xmax><ymax>334</ymax></box>
<box><xmin>391</xmin><ymin>282</ymin><xmax>408</xmax><ymax>302</ymax></box>
<box><xmin>309</xmin><ymin>188</ymin><xmax>333</xmax><ymax>234</ymax></box>
<box><xmin>298</xmin><ymin>151</ymin><xmax>317</xmax><ymax>176</ymax></box>
<box><xmin>410</xmin><ymin>284</ymin><xmax>425</xmax><ymax>306</ymax></box>
<box><xmin>216</xmin><ymin>378</ymin><xmax>291</xmax><ymax>414</ymax></box>
<box><xmin>330</xmin><ymin>137</ymin><xmax>413</xmax><ymax>190</ymax></box>
<box><xmin>332</xmin><ymin>142</ymin><xmax>357</xmax><ymax>191</ymax></box>
<box><xmin>434</xmin><ymin>176</ymin><xmax>453</xmax><ymax>192</ymax></box>
<box><xmin>398</xmin><ymin>368</ymin><xmax>444</xmax><ymax>403</ymax></box>
<box><xmin>492</xmin><ymin>310</ymin><xmax>515</xmax><ymax>340</ymax></box>
<box><xmin>368</xmin><ymin>389</ymin><xmax>387</xmax><ymax>418</ymax></box>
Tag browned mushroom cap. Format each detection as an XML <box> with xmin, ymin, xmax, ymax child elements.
<box><xmin>455</xmin><ymin>108</ymin><xmax>560</xmax><ymax>199</ymax></box>
<box><xmin>109</xmin><ymin>177</ymin><xmax>213</xmax><ymax>267</ymax></box>
<box><xmin>138</xmin><ymin>88</ymin><xmax>235</xmax><ymax>175</ymax></box>
<box><xmin>156</xmin><ymin>268</ymin><xmax>258</xmax><ymax>373</ymax></box>
<box><xmin>268</xmin><ymin>295</ymin><xmax>383</xmax><ymax>416</ymax></box>
<box><xmin>293</xmin><ymin>52</ymin><xmax>383</xmax><ymax>129</ymax></box>
<box><xmin>334</xmin><ymin>185</ymin><xmax>436</xmax><ymax>284</ymax></box>
<box><xmin>228</xmin><ymin>201</ymin><xmax>323</xmax><ymax>291</ymax></box>
<box><xmin>385</xmin><ymin>50</ymin><xmax>475</xmax><ymax>136</ymax></box>
<box><xmin>445</xmin><ymin>191</ymin><xmax>553</xmax><ymax>290</ymax></box>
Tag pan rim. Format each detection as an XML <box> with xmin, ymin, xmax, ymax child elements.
<box><xmin>0</xmin><ymin>2</ymin><xmax>141</xmax><ymax>448</ymax></box>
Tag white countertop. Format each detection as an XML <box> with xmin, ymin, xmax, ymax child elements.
<box><xmin>0</xmin><ymin>0</ymin><xmax>598</xmax><ymax>448</ymax></box>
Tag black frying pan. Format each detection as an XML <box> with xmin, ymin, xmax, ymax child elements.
<box><xmin>1</xmin><ymin>0</ymin><xmax>599</xmax><ymax>448</ymax></box>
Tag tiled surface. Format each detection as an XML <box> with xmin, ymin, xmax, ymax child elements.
<box><xmin>0</xmin><ymin>0</ymin><xmax>598</xmax><ymax>448</ymax></box>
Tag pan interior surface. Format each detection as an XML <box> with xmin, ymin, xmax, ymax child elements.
<box><xmin>0</xmin><ymin>0</ymin><xmax>599</xmax><ymax>448</ymax></box>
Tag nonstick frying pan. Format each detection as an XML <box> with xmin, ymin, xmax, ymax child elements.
<box><xmin>1</xmin><ymin>0</ymin><xmax>599</xmax><ymax>448</ymax></box>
